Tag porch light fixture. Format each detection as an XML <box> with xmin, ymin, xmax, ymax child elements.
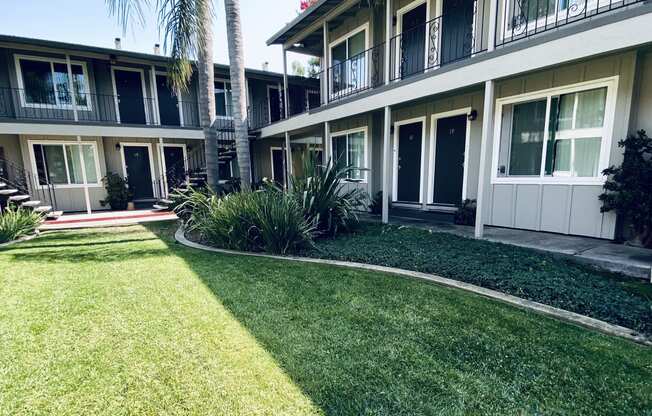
<box><xmin>115</xmin><ymin>143</ymin><xmax>121</xmax><ymax>150</ymax></box>
<box><xmin>468</xmin><ymin>109</ymin><xmax>478</xmax><ymax>121</ymax></box>
<box><xmin>293</xmin><ymin>43</ymin><xmax>304</xmax><ymax>48</ymax></box>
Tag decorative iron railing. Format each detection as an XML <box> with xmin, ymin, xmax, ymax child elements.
<box><xmin>0</xmin><ymin>87</ymin><xmax>200</xmax><ymax>128</ymax></box>
<box><xmin>326</xmin><ymin>43</ymin><xmax>385</xmax><ymax>101</ymax></box>
<box><xmin>390</xmin><ymin>0</ymin><xmax>488</xmax><ymax>81</ymax></box>
<box><xmin>496</xmin><ymin>0</ymin><xmax>645</xmax><ymax>46</ymax></box>
<box><xmin>0</xmin><ymin>156</ymin><xmax>58</xmax><ymax>211</ymax></box>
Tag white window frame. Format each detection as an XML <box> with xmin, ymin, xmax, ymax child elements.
<box><xmin>27</xmin><ymin>139</ymin><xmax>102</xmax><ymax>189</ymax></box>
<box><xmin>491</xmin><ymin>76</ymin><xmax>619</xmax><ymax>186</ymax></box>
<box><xmin>328</xmin><ymin>23</ymin><xmax>370</xmax><ymax>98</ymax></box>
<box><xmin>395</xmin><ymin>0</ymin><xmax>431</xmax><ymax>77</ymax></box>
<box><xmin>392</xmin><ymin>117</ymin><xmax>427</xmax><ymax>203</ymax></box>
<box><xmin>214</xmin><ymin>78</ymin><xmax>233</xmax><ymax>120</ymax></box>
<box><xmin>119</xmin><ymin>142</ymin><xmax>158</xmax><ymax>199</ymax></box>
<box><xmin>267</xmin><ymin>84</ymin><xmax>282</xmax><ymax>122</ymax></box>
<box><xmin>270</xmin><ymin>146</ymin><xmax>286</xmax><ymax>183</ymax></box>
<box><xmin>428</xmin><ymin>108</ymin><xmax>472</xmax><ymax>205</ymax></box>
<box><xmin>329</xmin><ymin>126</ymin><xmax>369</xmax><ymax>183</ymax></box>
<box><xmin>15</xmin><ymin>54</ymin><xmax>92</xmax><ymax>111</ymax></box>
<box><xmin>111</xmin><ymin>66</ymin><xmax>151</xmax><ymax>125</ymax></box>
<box><xmin>501</xmin><ymin>0</ymin><xmax>601</xmax><ymax>41</ymax></box>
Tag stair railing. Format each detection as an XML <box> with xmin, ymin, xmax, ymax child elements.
<box><xmin>0</xmin><ymin>156</ymin><xmax>57</xmax><ymax>211</ymax></box>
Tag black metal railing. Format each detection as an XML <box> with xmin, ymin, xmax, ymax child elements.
<box><xmin>0</xmin><ymin>156</ymin><xmax>57</xmax><ymax>211</ymax></box>
<box><xmin>326</xmin><ymin>43</ymin><xmax>385</xmax><ymax>101</ymax></box>
<box><xmin>390</xmin><ymin>0</ymin><xmax>487</xmax><ymax>81</ymax></box>
<box><xmin>0</xmin><ymin>87</ymin><xmax>200</xmax><ymax>128</ymax></box>
<box><xmin>497</xmin><ymin>0</ymin><xmax>645</xmax><ymax>46</ymax></box>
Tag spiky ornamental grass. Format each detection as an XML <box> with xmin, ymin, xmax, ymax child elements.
<box><xmin>0</xmin><ymin>206</ymin><xmax>43</xmax><ymax>244</ymax></box>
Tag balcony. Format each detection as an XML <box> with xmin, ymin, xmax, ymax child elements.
<box><xmin>0</xmin><ymin>87</ymin><xmax>201</xmax><ymax>128</ymax></box>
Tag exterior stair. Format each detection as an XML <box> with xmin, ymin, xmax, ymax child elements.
<box><xmin>0</xmin><ymin>157</ymin><xmax>61</xmax><ymax>220</ymax></box>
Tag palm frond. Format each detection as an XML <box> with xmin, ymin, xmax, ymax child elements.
<box><xmin>106</xmin><ymin>0</ymin><xmax>150</xmax><ymax>32</ymax></box>
<box><xmin>157</xmin><ymin>0</ymin><xmax>213</xmax><ymax>92</ymax></box>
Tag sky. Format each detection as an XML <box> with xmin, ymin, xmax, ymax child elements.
<box><xmin>0</xmin><ymin>0</ymin><xmax>310</xmax><ymax>73</ymax></box>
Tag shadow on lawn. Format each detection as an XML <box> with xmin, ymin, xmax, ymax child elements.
<box><xmin>142</xmin><ymin>222</ymin><xmax>651</xmax><ymax>416</ymax></box>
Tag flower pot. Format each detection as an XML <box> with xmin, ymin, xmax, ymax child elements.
<box><xmin>127</xmin><ymin>202</ymin><xmax>135</xmax><ymax>211</ymax></box>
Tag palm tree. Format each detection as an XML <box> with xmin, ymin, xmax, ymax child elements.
<box><xmin>106</xmin><ymin>0</ymin><xmax>220</xmax><ymax>188</ymax></box>
<box><xmin>224</xmin><ymin>0</ymin><xmax>251</xmax><ymax>190</ymax></box>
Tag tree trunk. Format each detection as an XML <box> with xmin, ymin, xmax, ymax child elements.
<box><xmin>197</xmin><ymin>1</ymin><xmax>219</xmax><ymax>189</ymax></box>
<box><xmin>224</xmin><ymin>0</ymin><xmax>252</xmax><ymax>190</ymax></box>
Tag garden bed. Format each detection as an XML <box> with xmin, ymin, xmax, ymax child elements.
<box><xmin>293</xmin><ymin>223</ymin><xmax>652</xmax><ymax>335</ymax></box>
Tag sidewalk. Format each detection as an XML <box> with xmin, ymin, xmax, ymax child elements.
<box><xmin>376</xmin><ymin>213</ymin><xmax>652</xmax><ymax>280</ymax></box>
<box><xmin>41</xmin><ymin>209</ymin><xmax>177</xmax><ymax>230</ymax></box>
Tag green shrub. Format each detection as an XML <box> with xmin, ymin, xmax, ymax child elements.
<box><xmin>0</xmin><ymin>206</ymin><xmax>44</xmax><ymax>243</ymax></box>
<box><xmin>454</xmin><ymin>199</ymin><xmax>476</xmax><ymax>226</ymax></box>
<box><xmin>600</xmin><ymin>130</ymin><xmax>652</xmax><ymax>247</ymax></box>
<box><xmin>291</xmin><ymin>157</ymin><xmax>367</xmax><ymax>237</ymax></box>
<box><xmin>192</xmin><ymin>190</ymin><xmax>313</xmax><ymax>254</ymax></box>
<box><xmin>100</xmin><ymin>173</ymin><xmax>131</xmax><ymax>211</ymax></box>
<box><xmin>369</xmin><ymin>191</ymin><xmax>383</xmax><ymax>215</ymax></box>
<box><xmin>171</xmin><ymin>186</ymin><xmax>216</xmax><ymax>226</ymax></box>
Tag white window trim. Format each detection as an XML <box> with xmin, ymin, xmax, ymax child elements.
<box><xmin>15</xmin><ymin>54</ymin><xmax>93</xmax><ymax>111</ymax></box>
<box><xmin>428</xmin><ymin>108</ymin><xmax>472</xmax><ymax>205</ymax></box>
<box><xmin>111</xmin><ymin>66</ymin><xmax>151</xmax><ymax>125</ymax></box>
<box><xmin>160</xmin><ymin>143</ymin><xmax>188</xmax><ymax>174</ymax></box>
<box><xmin>501</xmin><ymin>0</ymin><xmax>602</xmax><ymax>41</ymax></box>
<box><xmin>392</xmin><ymin>117</ymin><xmax>427</xmax><ymax>203</ymax></box>
<box><xmin>119</xmin><ymin>142</ymin><xmax>158</xmax><ymax>199</ymax></box>
<box><xmin>328</xmin><ymin>23</ymin><xmax>370</xmax><ymax>99</ymax></box>
<box><xmin>27</xmin><ymin>139</ymin><xmax>102</xmax><ymax>189</ymax></box>
<box><xmin>395</xmin><ymin>0</ymin><xmax>431</xmax><ymax>78</ymax></box>
<box><xmin>491</xmin><ymin>76</ymin><xmax>619</xmax><ymax>186</ymax></box>
<box><xmin>329</xmin><ymin>126</ymin><xmax>370</xmax><ymax>184</ymax></box>
<box><xmin>214</xmin><ymin>78</ymin><xmax>234</xmax><ymax>120</ymax></box>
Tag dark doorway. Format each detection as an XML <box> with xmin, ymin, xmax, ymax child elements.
<box><xmin>114</xmin><ymin>69</ymin><xmax>147</xmax><ymax>125</ymax></box>
<box><xmin>156</xmin><ymin>75</ymin><xmax>181</xmax><ymax>126</ymax></box>
<box><xmin>271</xmin><ymin>148</ymin><xmax>285</xmax><ymax>187</ymax></box>
<box><xmin>441</xmin><ymin>0</ymin><xmax>475</xmax><ymax>65</ymax></box>
<box><xmin>268</xmin><ymin>87</ymin><xmax>282</xmax><ymax>123</ymax></box>
<box><xmin>219</xmin><ymin>162</ymin><xmax>232</xmax><ymax>179</ymax></box>
<box><xmin>400</xmin><ymin>3</ymin><xmax>427</xmax><ymax>78</ymax></box>
<box><xmin>123</xmin><ymin>145</ymin><xmax>153</xmax><ymax>200</ymax></box>
<box><xmin>433</xmin><ymin>114</ymin><xmax>466</xmax><ymax>205</ymax></box>
<box><xmin>0</xmin><ymin>146</ymin><xmax>6</xmax><ymax>180</ymax></box>
<box><xmin>163</xmin><ymin>146</ymin><xmax>185</xmax><ymax>190</ymax></box>
<box><xmin>396</xmin><ymin>121</ymin><xmax>423</xmax><ymax>203</ymax></box>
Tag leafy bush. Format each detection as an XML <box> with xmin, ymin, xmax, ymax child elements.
<box><xmin>0</xmin><ymin>206</ymin><xmax>44</xmax><ymax>243</ymax></box>
<box><xmin>369</xmin><ymin>191</ymin><xmax>383</xmax><ymax>215</ymax></box>
<box><xmin>100</xmin><ymin>173</ymin><xmax>131</xmax><ymax>211</ymax></box>
<box><xmin>171</xmin><ymin>186</ymin><xmax>216</xmax><ymax>225</ymax></box>
<box><xmin>454</xmin><ymin>199</ymin><xmax>476</xmax><ymax>226</ymax></box>
<box><xmin>600</xmin><ymin>130</ymin><xmax>652</xmax><ymax>247</ymax></box>
<box><xmin>291</xmin><ymin>157</ymin><xmax>367</xmax><ymax>237</ymax></box>
<box><xmin>191</xmin><ymin>190</ymin><xmax>313</xmax><ymax>254</ymax></box>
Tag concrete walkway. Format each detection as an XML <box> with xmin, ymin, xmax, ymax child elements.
<box><xmin>376</xmin><ymin>213</ymin><xmax>652</xmax><ymax>280</ymax></box>
<box><xmin>40</xmin><ymin>209</ymin><xmax>177</xmax><ymax>230</ymax></box>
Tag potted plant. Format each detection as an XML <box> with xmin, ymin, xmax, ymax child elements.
<box><xmin>100</xmin><ymin>173</ymin><xmax>132</xmax><ymax>211</ymax></box>
<box><xmin>600</xmin><ymin>130</ymin><xmax>652</xmax><ymax>248</ymax></box>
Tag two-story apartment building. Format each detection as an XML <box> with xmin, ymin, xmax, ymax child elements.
<box><xmin>254</xmin><ymin>0</ymin><xmax>652</xmax><ymax>240</ymax></box>
<box><xmin>0</xmin><ymin>34</ymin><xmax>318</xmax><ymax>214</ymax></box>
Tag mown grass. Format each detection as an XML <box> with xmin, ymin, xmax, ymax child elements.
<box><xmin>0</xmin><ymin>222</ymin><xmax>650</xmax><ymax>415</ymax></box>
<box><xmin>304</xmin><ymin>223</ymin><xmax>652</xmax><ymax>335</ymax></box>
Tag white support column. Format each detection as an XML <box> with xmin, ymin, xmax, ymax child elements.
<box><xmin>324</xmin><ymin>121</ymin><xmax>331</xmax><ymax>161</ymax></box>
<box><xmin>487</xmin><ymin>0</ymin><xmax>499</xmax><ymax>52</ymax></box>
<box><xmin>475</xmin><ymin>80</ymin><xmax>495</xmax><ymax>238</ymax></box>
<box><xmin>176</xmin><ymin>87</ymin><xmax>185</xmax><ymax>127</ymax></box>
<box><xmin>150</xmin><ymin>65</ymin><xmax>161</xmax><ymax>125</ymax></box>
<box><xmin>384</xmin><ymin>0</ymin><xmax>392</xmax><ymax>84</ymax></box>
<box><xmin>76</xmin><ymin>135</ymin><xmax>92</xmax><ymax>214</ymax></box>
<box><xmin>158</xmin><ymin>137</ymin><xmax>167</xmax><ymax>198</ymax></box>
<box><xmin>382</xmin><ymin>105</ymin><xmax>391</xmax><ymax>224</ymax></box>
<box><xmin>283</xmin><ymin>48</ymin><xmax>290</xmax><ymax>119</ymax></box>
<box><xmin>323</xmin><ymin>20</ymin><xmax>329</xmax><ymax>105</ymax></box>
<box><xmin>65</xmin><ymin>55</ymin><xmax>79</xmax><ymax>122</ymax></box>
<box><xmin>285</xmin><ymin>131</ymin><xmax>293</xmax><ymax>190</ymax></box>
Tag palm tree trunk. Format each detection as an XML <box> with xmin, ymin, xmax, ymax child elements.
<box><xmin>197</xmin><ymin>1</ymin><xmax>219</xmax><ymax>189</ymax></box>
<box><xmin>224</xmin><ymin>0</ymin><xmax>252</xmax><ymax>190</ymax></box>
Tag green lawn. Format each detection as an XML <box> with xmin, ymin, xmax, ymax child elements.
<box><xmin>0</xmin><ymin>223</ymin><xmax>650</xmax><ymax>415</ymax></box>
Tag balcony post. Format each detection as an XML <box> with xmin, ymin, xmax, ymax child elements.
<box><xmin>474</xmin><ymin>80</ymin><xmax>495</xmax><ymax>238</ymax></box>
<box><xmin>323</xmin><ymin>20</ymin><xmax>329</xmax><ymax>104</ymax></box>
<box><xmin>76</xmin><ymin>135</ymin><xmax>92</xmax><ymax>214</ymax></box>
<box><xmin>158</xmin><ymin>137</ymin><xmax>168</xmax><ymax>198</ymax></box>
<box><xmin>150</xmin><ymin>65</ymin><xmax>161</xmax><ymax>125</ymax></box>
<box><xmin>285</xmin><ymin>131</ymin><xmax>293</xmax><ymax>190</ymax></box>
<box><xmin>324</xmin><ymin>121</ymin><xmax>331</xmax><ymax>161</ymax></box>
<box><xmin>384</xmin><ymin>0</ymin><xmax>392</xmax><ymax>85</ymax></box>
<box><xmin>382</xmin><ymin>105</ymin><xmax>391</xmax><ymax>224</ymax></box>
<box><xmin>283</xmin><ymin>48</ymin><xmax>290</xmax><ymax>119</ymax></box>
<box><xmin>487</xmin><ymin>0</ymin><xmax>499</xmax><ymax>51</ymax></box>
<box><xmin>65</xmin><ymin>55</ymin><xmax>79</xmax><ymax>122</ymax></box>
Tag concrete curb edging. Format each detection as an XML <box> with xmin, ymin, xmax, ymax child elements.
<box><xmin>175</xmin><ymin>226</ymin><xmax>651</xmax><ymax>347</ymax></box>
